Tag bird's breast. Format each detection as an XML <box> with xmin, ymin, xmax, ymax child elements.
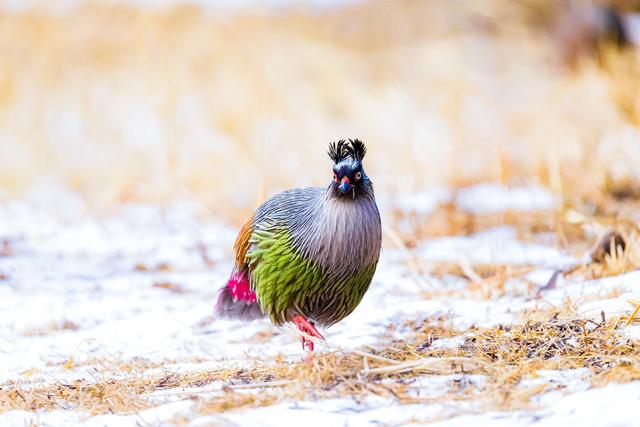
<box><xmin>293</xmin><ymin>197</ymin><xmax>382</xmax><ymax>276</ymax></box>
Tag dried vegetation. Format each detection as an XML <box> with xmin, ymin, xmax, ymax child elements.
<box><xmin>1</xmin><ymin>302</ymin><xmax>639</xmax><ymax>419</ymax></box>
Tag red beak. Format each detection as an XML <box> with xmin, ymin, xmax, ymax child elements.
<box><xmin>338</xmin><ymin>176</ymin><xmax>351</xmax><ymax>193</ymax></box>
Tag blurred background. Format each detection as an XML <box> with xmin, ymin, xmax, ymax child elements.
<box><xmin>1</xmin><ymin>0</ymin><xmax>639</xmax><ymax>223</ymax></box>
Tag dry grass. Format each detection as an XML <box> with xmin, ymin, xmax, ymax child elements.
<box><xmin>0</xmin><ymin>1</ymin><xmax>638</xmax><ymax>222</ymax></box>
<box><xmin>1</xmin><ymin>305</ymin><xmax>638</xmax><ymax>418</ymax></box>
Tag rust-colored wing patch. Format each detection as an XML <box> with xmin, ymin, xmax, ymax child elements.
<box><xmin>233</xmin><ymin>214</ymin><xmax>254</xmax><ymax>267</ymax></box>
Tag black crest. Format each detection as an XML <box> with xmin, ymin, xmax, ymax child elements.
<box><xmin>328</xmin><ymin>139</ymin><xmax>367</xmax><ymax>163</ymax></box>
<box><xmin>345</xmin><ymin>139</ymin><xmax>367</xmax><ymax>162</ymax></box>
<box><xmin>328</xmin><ymin>139</ymin><xmax>349</xmax><ymax>163</ymax></box>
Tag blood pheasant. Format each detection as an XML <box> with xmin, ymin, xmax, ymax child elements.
<box><xmin>215</xmin><ymin>139</ymin><xmax>382</xmax><ymax>352</ymax></box>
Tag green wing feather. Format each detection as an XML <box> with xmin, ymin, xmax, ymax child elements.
<box><xmin>246</xmin><ymin>225</ymin><xmax>377</xmax><ymax>326</ymax></box>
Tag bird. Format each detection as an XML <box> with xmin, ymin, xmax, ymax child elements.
<box><xmin>214</xmin><ymin>139</ymin><xmax>382</xmax><ymax>352</ymax></box>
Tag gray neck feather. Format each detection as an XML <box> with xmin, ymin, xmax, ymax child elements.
<box><xmin>289</xmin><ymin>179</ymin><xmax>382</xmax><ymax>276</ymax></box>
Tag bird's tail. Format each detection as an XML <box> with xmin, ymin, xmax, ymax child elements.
<box><xmin>214</xmin><ymin>271</ymin><xmax>263</xmax><ymax>321</ymax></box>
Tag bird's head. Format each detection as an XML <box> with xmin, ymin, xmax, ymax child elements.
<box><xmin>327</xmin><ymin>139</ymin><xmax>372</xmax><ymax>199</ymax></box>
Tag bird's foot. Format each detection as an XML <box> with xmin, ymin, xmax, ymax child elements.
<box><xmin>292</xmin><ymin>315</ymin><xmax>325</xmax><ymax>352</ymax></box>
<box><xmin>301</xmin><ymin>336</ymin><xmax>314</xmax><ymax>352</ymax></box>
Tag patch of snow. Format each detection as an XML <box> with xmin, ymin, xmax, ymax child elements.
<box><xmin>430</xmin><ymin>336</ymin><xmax>466</xmax><ymax>350</ymax></box>
<box><xmin>419</xmin><ymin>226</ymin><xmax>576</xmax><ymax>268</ymax></box>
<box><xmin>522</xmin><ymin>369</ymin><xmax>591</xmax><ymax>406</ymax></box>
<box><xmin>395</xmin><ymin>187</ymin><xmax>452</xmax><ymax>215</ymax></box>
<box><xmin>533</xmin><ymin>382</ymin><xmax>640</xmax><ymax>426</ymax></box>
<box><xmin>216</xmin><ymin>397</ymin><xmax>448</xmax><ymax>427</ymax></box>
<box><xmin>455</xmin><ymin>184</ymin><xmax>557</xmax><ymax>215</ymax></box>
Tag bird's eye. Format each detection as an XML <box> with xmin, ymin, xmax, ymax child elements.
<box><xmin>355</xmin><ymin>171</ymin><xmax>362</xmax><ymax>181</ymax></box>
<box><xmin>333</xmin><ymin>173</ymin><xmax>338</xmax><ymax>183</ymax></box>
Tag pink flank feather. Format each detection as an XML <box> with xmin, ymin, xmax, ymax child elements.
<box><xmin>227</xmin><ymin>271</ymin><xmax>257</xmax><ymax>303</ymax></box>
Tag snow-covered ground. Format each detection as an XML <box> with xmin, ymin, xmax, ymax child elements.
<box><xmin>0</xmin><ymin>185</ymin><xmax>639</xmax><ymax>426</ymax></box>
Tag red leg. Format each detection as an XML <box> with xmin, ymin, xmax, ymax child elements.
<box><xmin>302</xmin><ymin>336</ymin><xmax>314</xmax><ymax>352</ymax></box>
<box><xmin>292</xmin><ymin>315</ymin><xmax>325</xmax><ymax>352</ymax></box>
